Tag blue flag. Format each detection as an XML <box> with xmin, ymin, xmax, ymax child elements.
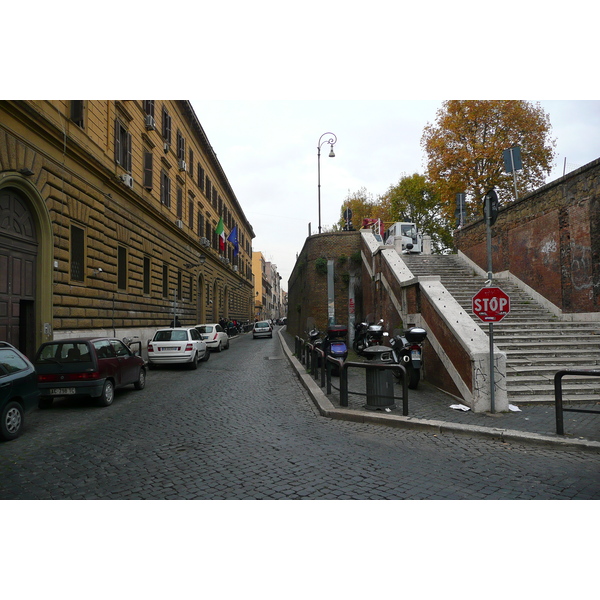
<box><xmin>227</xmin><ymin>226</ymin><xmax>239</xmax><ymax>256</ymax></box>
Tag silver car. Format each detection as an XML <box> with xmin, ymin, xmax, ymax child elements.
<box><xmin>253</xmin><ymin>321</ymin><xmax>273</xmax><ymax>339</ymax></box>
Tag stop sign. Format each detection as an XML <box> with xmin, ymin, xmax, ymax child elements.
<box><xmin>472</xmin><ymin>287</ymin><xmax>511</xmax><ymax>322</ymax></box>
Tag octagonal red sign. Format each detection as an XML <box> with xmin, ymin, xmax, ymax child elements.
<box><xmin>472</xmin><ymin>287</ymin><xmax>511</xmax><ymax>322</ymax></box>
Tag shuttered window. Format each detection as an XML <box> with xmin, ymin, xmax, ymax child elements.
<box><xmin>143</xmin><ymin>256</ymin><xmax>151</xmax><ymax>295</ymax></box>
<box><xmin>143</xmin><ymin>151</ymin><xmax>153</xmax><ymax>189</ymax></box>
<box><xmin>114</xmin><ymin>119</ymin><xmax>132</xmax><ymax>171</ymax></box>
<box><xmin>161</xmin><ymin>171</ymin><xmax>171</xmax><ymax>207</ymax></box>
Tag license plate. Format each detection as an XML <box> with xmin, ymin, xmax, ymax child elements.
<box><xmin>411</xmin><ymin>350</ymin><xmax>421</xmax><ymax>360</ymax></box>
<box><xmin>50</xmin><ymin>387</ymin><xmax>76</xmax><ymax>395</ymax></box>
<box><xmin>160</xmin><ymin>347</ymin><xmax>180</xmax><ymax>352</ymax></box>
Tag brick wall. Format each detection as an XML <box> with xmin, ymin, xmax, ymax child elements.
<box><xmin>455</xmin><ymin>158</ymin><xmax>600</xmax><ymax>314</ymax></box>
<box><xmin>287</xmin><ymin>231</ymin><xmax>362</xmax><ymax>338</ymax></box>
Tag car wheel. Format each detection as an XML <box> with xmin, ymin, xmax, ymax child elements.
<box><xmin>134</xmin><ymin>367</ymin><xmax>146</xmax><ymax>390</ymax></box>
<box><xmin>97</xmin><ymin>380</ymin><xmax>115</xmax><ymax>407</ymax></box>
<box><xmin>225</xmin><ymin>338</ymin><xmax>230</xmax><ymax>350</ymax></box>
<box><xmin>216</xmin><ymin>341</ymin><xmax>223</xmax><ymax>352</ymax></box>
<box><xmin>1</xmin><ymin>401</ymin><xmax>24</xmax><ymax>441</ymax></box>
<box><xmin>202</xmin><ymin>349</ymin><xmax>210</xmax><ymax>362</ymax></box>
<box><xmin>189</xmin><ymin>352</ymin><xmax>199</xmax><ymax>370</ymax></box>
<box><xmin>38</xmin><ymin>397</ymin><xmax>54</xmax><ymax>409</ymax></box>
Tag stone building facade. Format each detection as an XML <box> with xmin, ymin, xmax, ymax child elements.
<box><xmin>0</xmin><ymin>101</ymin><xmax>255</xmax><ymax>358</ymax></box>
<box><xmin>455</xmin><ymin>157</ymin><xmax>599</xmax><ymax>317</ymax></box>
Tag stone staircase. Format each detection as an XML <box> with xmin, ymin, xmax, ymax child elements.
<box><xmin>400</xmin><ymin>253</ymin><xmax>600</xmax><ymax>403</ymax></box>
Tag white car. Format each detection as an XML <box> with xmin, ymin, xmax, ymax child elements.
<box><xmin>194</xmin><ymin>324</ymin><xmax>230</xmax><ymax>352</ymax></box>
<box><xmin>147</xmin><ymin>327</ymin><xmax>209</xmax><ymax>369</ymax></box>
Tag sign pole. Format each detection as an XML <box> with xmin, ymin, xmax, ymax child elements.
<box><xmin>485</xmin><ymin>191</ymin><xmax>495</xmax><ymax>413</ymax></box>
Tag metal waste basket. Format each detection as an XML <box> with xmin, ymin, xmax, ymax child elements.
<box><xmin>362</xmin><ymin>346</ymin><xmax>395</xmax><ymax>410</ymax></box>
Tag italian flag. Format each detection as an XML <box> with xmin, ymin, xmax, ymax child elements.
<box><xmin>216</xmin><ymin>217</ymin><xmax>226</xmax><ymax>252</ymax></box>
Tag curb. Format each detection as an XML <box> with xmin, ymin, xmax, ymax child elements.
<box><xmin>278</xmin><ymin>330</ymin><xmax>600</xmax><ymax>452</ymax></box>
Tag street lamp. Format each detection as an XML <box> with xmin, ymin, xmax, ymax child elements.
<box><xmin>317</xmin><ymin>132</ymin><xmax>337</xmax><ymax>234</ymax></box>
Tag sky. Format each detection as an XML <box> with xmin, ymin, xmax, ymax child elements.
<box><xmin>191</xmin><ymin>99</ymin><xmax>600</xmax><ymax>289</ymax></box>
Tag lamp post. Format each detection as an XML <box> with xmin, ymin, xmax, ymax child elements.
<box><xmin>317</xmin><ymin>132</ymin><xmax>337</xmax><ymax>234</ymax></box>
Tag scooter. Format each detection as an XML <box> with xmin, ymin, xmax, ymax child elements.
<box><xmin>389</xmin><ymin>327</ymin><xmax>427</xmax><ymax>389</ymax></box>
<box><xmin>322</xmin><ymin>324</ymin><xmax>348</xmax><ymax>375</ymax></box>
<box><xmin>306</xmin><ymin>319</ymin><xmax>324</xmax><ymax>367</ymax></box>
<box><xmin>353</xmin><ymin>316</ymin><xmax>389</xmax><ymax>356</ymax></box>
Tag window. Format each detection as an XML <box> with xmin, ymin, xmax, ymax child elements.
<box><xmin>162</xmin><ymin>264</ymin><xmax>169</xmax><ymax>298</ymax></box>
<box><xmin>70</xmin><ymin>224</ymin><xmax>85</xmax><ymax>282</ymax></box>
<box><xmin>189</xmin><ymin>149</ymin><xmax>194</xmax><ymax>180</ymax></box>
<box><xmin>177</xmin><ymin>130</ymin><xmax>185</xmax><ymax>161</ymax></box>
<box><xmin>188</xmin><ymin>199</ymin><xmax>194</xmax><ymax>229</ymax></box>
<box><xmin>161</xmin><ymin>171</ymin><xmax>171</xmax><ymax>207</ymax></box>
<box><xmin>197</xmin><ymin>208</ymin><xmax>204</xmax><ymax>237</ymax></box>
<box><xmin>162</xmin><ymin>106</ymin><xmax>172</xmax><ymax>145</ymax></box>
<box><xmin>143</xmin><ymin>256</ymin><xmax>151</xmax><ymax>295</ymax></box>
<box><xmin>117</xmin><ymin>245</ymin><xmax>127</xmax><ymax>291</ymax></box>
<box><xmin>143</xmin><ymin>100</ymin><xmax>155</xmax><ymax>117</ymax></box>
<box><xmin>114</xmin><ymin>119</ymin><xmax>132</xmax><ymax>171</ymax></box>
<box><xmin>206</xmin><ymin>177</ymin><xmax>211</xmax><ymax>201</ymax></box>
<box><xmin>176</xmin><ymin>187</ymin><xmax>183</xmax><ymax>219</ymax></box>
<box><xmin>198</xmin><ymin>165</ymin><xmax>205</xmax><ymax>191</ymax></box>
<box><xmin>177</xmin><ymin>271</ymin><xmax>182</xmax><ymax>301</ymax></box>
<box><xmin>70</xmin><ymin>101</ymin><xmax>84</xmax><ymax>128</ymax></box>
<box><xmin>143</xmin><ymin>150</ymin><xmax>153</xmax><ymax>189</ymax></box>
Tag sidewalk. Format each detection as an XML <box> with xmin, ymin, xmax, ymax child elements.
<box><xmin>278</xmin><ymin>329</ymin><xmax>600</xmax><ymax>451</ymax></box>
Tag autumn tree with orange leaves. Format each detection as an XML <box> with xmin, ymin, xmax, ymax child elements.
<box><xmin>421</xmin><ymin>100</ymin><xmax>556</xmax><ymax>224</ymax></box>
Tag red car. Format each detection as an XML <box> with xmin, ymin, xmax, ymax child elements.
<box><xmin>34</xmin><ymin>337</ymin><xmax>146</xmax><ymax>408</ymax></box>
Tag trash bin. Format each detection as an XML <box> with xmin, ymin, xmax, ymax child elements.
<box><xmin>362</xmin><ymin>345</ymin><xmax>395</xmax><ymax>410</ymax></box>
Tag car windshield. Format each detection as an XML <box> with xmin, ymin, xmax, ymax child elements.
<box><xmin>154</xmin><ymin>330</ymin><xmax>188</xmax><ymax>342</ymax></box>
<box><xmin>36</xmin><ymin>342</ymin><xmax>92</xmax><ymax>363</ymax></box>
<box><xmin>196</xmin><ymin>326</ymin><xmax>213</xmax><ymax>333</ymax></box>
<box><xmin>256</xmin><ymin>322</ymin><xmax>269</xmax><ymax>328</ymax></box>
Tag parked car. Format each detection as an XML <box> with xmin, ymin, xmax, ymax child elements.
<box><xmin>147</xmin><ymin>327</ymin><xmax>209</xmax><ymax>369</ymax></box>
<box><xmin>253</xmin><ymin>321</ymin><xmax>273</xmax><ymax>339</ymax></box>
<box><xmin>194</xmin><ymin>323</ymin><xmax>229</xmax><ymax>352</ymax></box>
<box><xmin>33</xmin><ymin>337</ymin><xmax>146</xmax><ymax>409</ymax></box>
<box><xmin>0</xmin><ymin>342</ymin><xmax>40</xmax><ymax>441</ymax></box>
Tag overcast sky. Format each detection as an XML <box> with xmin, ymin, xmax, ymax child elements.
<box><xmin>191</xmin><ymin>99</ymin><xmax>600</xmax><ymax>288</ymax></box>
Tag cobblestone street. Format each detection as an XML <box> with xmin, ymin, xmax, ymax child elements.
<box><xmin>1</xmin><ymin>329</ymin><xmax>598</xmax><ymax>500</ymax></box>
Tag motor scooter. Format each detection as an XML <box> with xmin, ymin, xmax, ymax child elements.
<box><xmin>305</xmin><ymin>318</ymin><xmax>324</xmax><ymax>366</ymax></box>
<box><xmin>322</xmin><ymin>324</ymin><xmax>348</xmax><ymax>375</ymax></box>
<box><xmin>353</xmin><ymin>315</ymin><xmax>389</xmax><ymax>356</ymax></box>
<box><xmin>389</xmin><ymin>327</ymin><xmax>427</xmax><ymax>389</ymax></box>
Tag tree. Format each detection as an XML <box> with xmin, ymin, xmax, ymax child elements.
<box><xmin>381</xmin><ymin>173</ymin><xmax>453</xmax><ymax>253</ymax></box>
<box><xmin>334</xmin><ymin>187</ymin><xmax>380</xmax><ymax>231</ymax></box>
<box><xmin>421</xmin><ymin>100</ymin><xmax>556</xmax><ymax>223</ymax></box>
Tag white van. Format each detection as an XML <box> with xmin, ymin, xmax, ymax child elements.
<box><xmin>384</xmin><ymin>222</ymin><xmax>423</xmax><ymax>253</ymax></box>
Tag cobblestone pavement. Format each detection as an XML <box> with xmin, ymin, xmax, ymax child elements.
<box><xmin>1</xmin><ymin>328</ymin><xmax>599</xmax><ymax>499</ymax></box>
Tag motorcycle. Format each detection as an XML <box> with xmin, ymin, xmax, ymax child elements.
<box><xmin>353</xmin><ymin>315</ymin><xmax>389</xmax><ymax>356</ymax></box>
<box><xmin>389</xmin><ymin>327</ymin><xmax>427</xmax><ymax>389</ymax></box>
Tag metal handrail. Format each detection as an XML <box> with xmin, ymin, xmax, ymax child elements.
<box><xmin>554</xmin><ymin>369</ymin><xmax>600</xmax><ymax>435</ymax></box>
<box><xmin>296</xmin><ymin>336</ymin><xmax>410</xmax><ymax>415</ymax></box>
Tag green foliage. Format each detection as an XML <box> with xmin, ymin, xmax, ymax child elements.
<box><xmin>315</xmin><ymin>257</ymin><xmax>328</xmax><ymax>275</ymax></box>
<box><xmin>381</xmin><ymin>173</ymin><xmax>453</xmax><ymax>253</ymax></box>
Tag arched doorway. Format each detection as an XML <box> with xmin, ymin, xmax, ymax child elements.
<box><xmin>0</xmin><ymin>187</ymin><xmax>37</xmax><ymax>357</ymax></box>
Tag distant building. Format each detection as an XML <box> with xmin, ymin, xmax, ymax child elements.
<box><xmin>0</xmin><ymin>101</ymin><xmax>254</xmax><ymax>357</ymax></box>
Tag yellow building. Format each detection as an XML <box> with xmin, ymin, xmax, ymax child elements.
<box><xmin>0</xmin><ymin>100</ymin><xmax>254</xmax><ymax>357</ymax></box>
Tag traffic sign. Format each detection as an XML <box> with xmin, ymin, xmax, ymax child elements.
<box><xmin>472</xmin><ymin>287</ymin><xmax>511</xmax><ymax>322</ymax></box>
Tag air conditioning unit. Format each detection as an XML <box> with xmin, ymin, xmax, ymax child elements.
<box><xmin>178</xmin><ymin>160</ymin><xmax>187</xmax><ymax>172</ymax></box>
<box><xmin>145</xmin><ymin>115</ymin><xmax>156</xmax><ymax>130</ymax></box>
<box><xmin>233</xmin><ymin>265</ymin><xmax>239</xmax><ymax>272</ymax></box>
<box><xmin>120</xmin><ymin>174</ymin><xmax>134</xmax><ymax>189</ymax></box>
<box><xmin>163</xmin><ymin>142</ymin><xmax>169</xmax><ymax>153</ymax></box>
<box><xmin>175</xmin><ymin>219</ymin><xmax>184</xmax><ymax>229</ymax></box>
